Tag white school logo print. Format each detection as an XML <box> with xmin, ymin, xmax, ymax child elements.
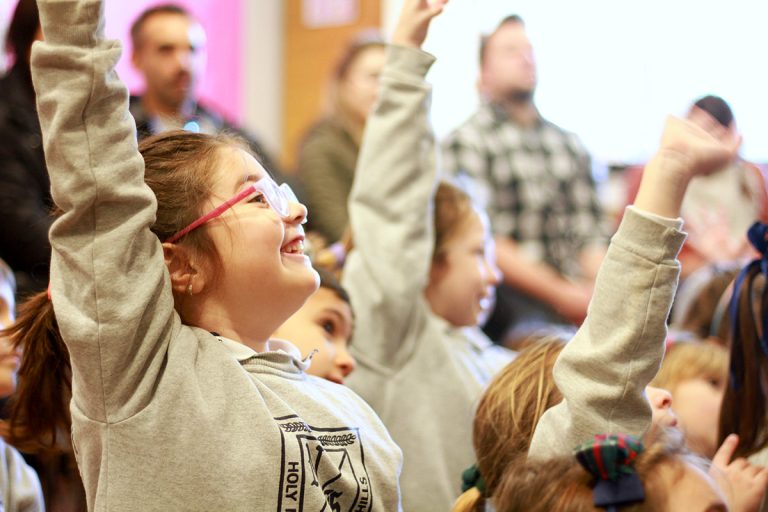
<box><xmin>275</xmin><ymin>415</ymin><xmax>373</xmax><ymax>512</ymax></box>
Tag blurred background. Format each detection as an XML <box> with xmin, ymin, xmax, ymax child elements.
<box><xmin>2</xmin><ymin>0</ymin><xmax>767</xmax><ymax>169</ymax></box>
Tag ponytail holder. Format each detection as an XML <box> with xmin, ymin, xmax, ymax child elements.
<box><xmin>574</xmin><ymin>434</ymin><xmax>645</xmax><ymax>511</ymax></box>
<box><xmin>728</xmin><ymin>222</ymin><xmax>768</xmax><ymax>390</ymax></box>
<box><xmin>460</xmin><ymin>464</ymin><xmax>487</xmax><ymax>495</ymax></box>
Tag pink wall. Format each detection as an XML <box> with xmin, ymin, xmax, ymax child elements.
<box><xmin>104</xmin><ymin>0</ymin><xmax>244</xmax><ymax>124</ymax></box>
<box><xmin>3</xmin><ymin>0</ymin><xmax>244</xmax><ymax>123</ymax></box>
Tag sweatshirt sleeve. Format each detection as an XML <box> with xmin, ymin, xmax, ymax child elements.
<box><xmin>528</xmin><ymin>206</ymin><xmax>686</xmax><ymax>459</ymax></box>
<box><xmin>2</xmin><ymin>441</ymin><xmax>45</xmax><ymax>511</ymax></box>
<box><xmin>33</xmin><ymin>0</ymin><xmax>177</xmax><ymax>423</ymax></box>
<box><xmin>341</xmin><ymin>45</ymin><xmax>436</xmax><ymax>369</ymax></box>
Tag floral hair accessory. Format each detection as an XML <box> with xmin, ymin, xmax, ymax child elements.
<box><xmin>574</xmin><ymin>433</ymin><xmax>645</xmax><ymax>511</ymax></box>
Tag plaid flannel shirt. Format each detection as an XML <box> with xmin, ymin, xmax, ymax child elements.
<box><xmin>441</xmin><ymin>102</ymin><xmax>608</xmax><ymax>278</ymax></box>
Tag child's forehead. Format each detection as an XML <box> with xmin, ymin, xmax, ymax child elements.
<box><xmin>216</xmin><ymin>147</ymin><xmax>269</xmax><ymax>187</ymax></box>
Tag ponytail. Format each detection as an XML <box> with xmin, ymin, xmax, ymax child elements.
<box><xmin>0</xmin><ymin>291</ymin><xmax>72</xmax><ymax>454</ymax></box>
<box><xmin>451</xmin><ymin>487</ymin><xmax>484</xmax><ymax>512</ymax></box>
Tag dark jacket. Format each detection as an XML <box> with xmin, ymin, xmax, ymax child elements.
<box><xmin>0</xmin><ymin>65</ymin><xmax>53</xmax><ymax>298</ymax></box>
<box><xmin>128</xmin><ymin>95</ymin><xmax>283</xmax><ymax>180</ymax></box>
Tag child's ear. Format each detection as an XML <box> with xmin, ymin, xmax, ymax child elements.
<box><xmin>162</xmin><ymin>243</ymin><xmax>206</xmax><ymax>296</ymax></box>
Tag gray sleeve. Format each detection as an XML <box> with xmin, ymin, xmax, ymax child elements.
<box><xmin>528</xmin><ymin>207</ymin><xmax>686</xmax><ymax>459</ymax></box>
<box><xmin>34</xmin><ymin>0</ymin><xmax>176</xmax><ymax>423</ymax></box>
<box><xmin>341</xmin><ymin>44</ymin><xmax>436</xmax><ymax>369</ymax></box>
<box><xmin>3</xmin><ymin>441</ymin><xmax>45</xmax><ymax>511</ymax></box>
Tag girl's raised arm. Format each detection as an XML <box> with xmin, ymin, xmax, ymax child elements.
<box><xmin>34</xmin><ymin>0</ymin><xmax>176</xmax><ymax>423</ymax></box>
<box><xmin>342</xmin><ymin>0</ymin><xmax>446</xmax><ymax>367</ymax></box>
<box><xmin>528</xmin><ymin>115</ymin><xmax>739</xmax><ymax>459</ymax></box>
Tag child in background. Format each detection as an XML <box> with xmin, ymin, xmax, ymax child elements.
<box><xmin>463</xmin><ymin>112</ymin><xmax>768</xmax><ymax>512</ymax></box>
<box><xmin>494</xmin><ymin>433</ymin><xmax>728</xmax><ymax>512</ymax></box>
<box><xmin>651</xmin><ymin>340</ymin><xmax>729</xmax><ymax>458</ymax></box>
<box><xmin>671</xmin><ymin>263</ymin><xmax>740</xmax><ymax>342</ymax></box>
<box><xmin>340</xmin><ymin>1</ymin><xmax>514</xmax><ymax>509</ymax></box>
<box><xmin>12</xmin><ymin>0</ymin><xmax>431</xmax><ymax>509</ymax></box>
<box><xmin>719</xmin><ymin>222</ymin><xmax>768</xmax><ymax>467</ymax></box>
<box><xmin>0</xmin><ymin>259</ymin><xmax>45</xmax><ymax>510</ymax></box>
<box><xmin>454</xmin><ymin>336</ymin><xmax>678</xmax><ymax>512</ymax></box>
<box><xmin>272</xmin><ymin>268</ymin><xmax>356</xmax><ymax>384</ymax></box>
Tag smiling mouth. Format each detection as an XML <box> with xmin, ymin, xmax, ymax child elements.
<box><xmin>281</xmin><ymin>239</ymin><xmax>305</xmax><ymax>255</ymax></box>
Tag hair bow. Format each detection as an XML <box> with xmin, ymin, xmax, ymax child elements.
<box><xmin>460</xmin><ymin>464</ymin><xmax>487</xmax><ymax>495</ymax></box>
<box><xmin>574</xmin><ymin>433</ymin><xmax>645</xmax><ymax>511</ymax></box>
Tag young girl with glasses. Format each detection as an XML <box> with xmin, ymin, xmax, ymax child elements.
<box><xmin>0</xmin><ymin>0</ymin><xmax>461</xmax><ymax>509</ymax></box>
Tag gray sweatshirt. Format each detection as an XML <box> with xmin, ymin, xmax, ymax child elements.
<box><xmin>33</xmin><ymin>1</ymin><xmax>401</xmax><ymax>510</ymax></box>
<box><xmin>0</xmin><ymin>439</ymin><xmax>44</xmax><ymax>511</ymax></box>
<box><xmin>342</xmin><ymin>45</ymin><xmax>514</xmax><ymax>512</ymax></box>
<box><xmin>529</xmin><ymin>208</ymin><xmax>685</xmax><ymax>458</ymax></box>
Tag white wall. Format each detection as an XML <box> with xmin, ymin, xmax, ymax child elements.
<box><xmin>383</xmin><ymin>0</ymin><xmax>768</xmax><ymax>164</ymax></box>
<box><xmin>242</xmin><ymin>0</ymin><xmax>283</xmax><ymax>158</ymax></box>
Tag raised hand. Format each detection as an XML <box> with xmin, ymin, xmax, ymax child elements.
<box><xmin>710</xmin><ymin>434</ymin><xmax>768</xmax><ymax>512</ymax></box>
<box><xmin>392</xmin><ymin>0</ymin><xmax>448</xmax><ymax>48</ymax></box>
<box><xmin>635</xmin><ymin>114</ymin><xmax>741</xmax><ymax>219</ymax></box>
<box><xmin>657</xmin><ymin>113</ymin><xmax>741</xmax><ymax>180</ymax></box>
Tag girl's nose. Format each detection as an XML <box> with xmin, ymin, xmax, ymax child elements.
<box><xmin>335</xmin><ymin>346</ymin><xmax>357</xmax><ymax>378</ymax></box>
<box><xmin>286</xmin><ymin>201</ymin><xmax>308</xmax><ymax>225</ymax></box>
<box><xmin>647</xmin><ymin>386</ymin><xmax>673</xmax><ymax>410</ymax></box>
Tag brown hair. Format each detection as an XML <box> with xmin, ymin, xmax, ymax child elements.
<box><xmin>453</xmin><ymin>336</ymin><xmax>566</xmax><ymax>512</ymax></box>
<box><xmin>4</xmin><ymin>0</ymin><xmax>39</xmax><ymax>86</ymax></box>
<box><xmin>433</xmin><ymin>181</ymin><xmax>476</xmax><ymax>262</ymax></box>
<box><xmin>1</xmin><ymin>130</ymin><xmax>249</xmax><ymax>454</ymax></box>
<box><xmin>317</xmin><ymin>267</ymin><xmax>350</xmax><ymax>307</ymax></box>
<box><xmin>718</xmin><ymin>265</ymin><xmax>768</xmax><ymax>458</ymax></box>
<box><xmin>479</xmin><ymin>15</ymin><xmax>525</xmax><ymax>66</ymax></box>
<box><xmin>324</xmin><ymin>31</ymin><xmax>385</xmax><ymax>142</ymax></box>
<box><xmin>333</xmin><ymin>31</ymin><xmax>385</xmax><ymax>83</ymax></box>
<box><xmin>329</xmin><ymin>181</ymin><xmax>477</xmax><ymax>272</ymax></box>
<box><xmin>492</xmin><ymin>434</ymin><xmax>697</xmax><ymax>512</ymax></box>
<box><xmin>130</xmin><ymin>3</ymin><xmax>190</xmax><ymax>51</ymax></box>
<box><xmin>651</xmin><ymin>341</ymin><xmax>728</xmax><ymax>392</ymax></box>
<box><xmin>675</xmin><ymin>265</ymin><xmax>739</xmax><ymax>342</ymax></box>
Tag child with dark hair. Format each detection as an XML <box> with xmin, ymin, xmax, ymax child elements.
<box><xmin>273</xmin><ymin>268</ymin><xmax>356</xmax><ymax>385</ymax></box>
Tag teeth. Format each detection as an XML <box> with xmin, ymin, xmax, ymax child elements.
<box><xmin>283</xmin><ymin>240</ymin><xmax>304</xmax><ymax>254</ymax></box>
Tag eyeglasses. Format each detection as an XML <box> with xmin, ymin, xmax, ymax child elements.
<box><xmin>165</xmin><ymin>176</ymin><xmax>301</xmax><ymax>244</ymax></box>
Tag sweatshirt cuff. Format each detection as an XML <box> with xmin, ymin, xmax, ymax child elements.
<box><xmin>38</xmin><ymin>0</ymin><xmax>105</xmax><ymax>47</ymax></box>
<box><xmin>627</xmin><ymin>205</ymin><xmax>683</xmax><ymax>230</ymax></box>
<box><xmin>384</xmin><ymin>44</ymin><xmax>436</xmax><ymax>81</ymax></box>
<box><xmin>615</xmin><ymin>206</ymin><xmax>686</xmax><ymax>263</ymax></box>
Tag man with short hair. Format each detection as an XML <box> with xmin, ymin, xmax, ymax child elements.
<box><xmin>442</xmin><ymin>15</ymin><xmax>609</xmax><ymax>342</ymax></box>
<box><xmin>128</xmin><ymin>4</ymin><xmax>280</xmax><ymax>175</ymax></box>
